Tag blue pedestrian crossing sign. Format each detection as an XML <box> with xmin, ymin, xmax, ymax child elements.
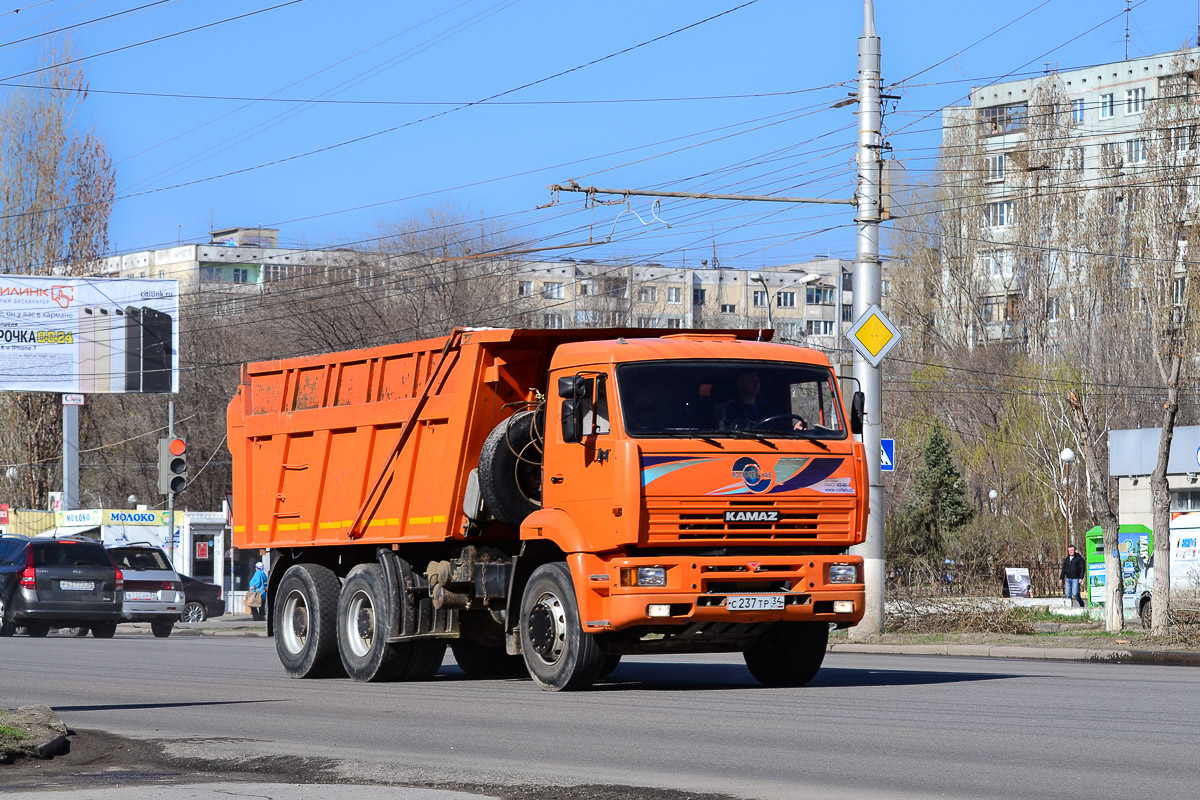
<box><xmin>880</xmin><ymin>438</ymin><xmax>895</xmax><ymax>472</ymax></box>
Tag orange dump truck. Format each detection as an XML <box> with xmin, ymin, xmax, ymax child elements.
<box><xmin>228</xmin><ymin>327</ymin><xmax>867</xmax><ymax>690</ymax></box>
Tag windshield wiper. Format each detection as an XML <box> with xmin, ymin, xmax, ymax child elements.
<box><xmin>726</xmin><ymin>430</ymin><xmax>778</xmax><ymax>449</ymax></box>
<box><xmin>646</xmin><ymin>429</ymin><xmax>724</xmax><ymax>448</ymax></box>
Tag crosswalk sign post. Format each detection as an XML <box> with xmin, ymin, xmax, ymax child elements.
<box><xmin>880</xmin><ymin>438</ymin><xmax>894</xmax><ymax>472</ymax></box>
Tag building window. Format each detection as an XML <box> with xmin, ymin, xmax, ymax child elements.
<box><xmin>984</xmin><ymin>201</ymin><xmax>1014</xmax><ymax>228</ymax></box>
<box><xmin>578</xmin><ymin>279</ymin><xmax>599</xmax><ymax>296</ymax></box>
<box><xmin>1175</xmin><ymin>276</ymin><xmax>1187</xmax><ymax>306</ymax></box>
<box><xmin>1126</xmin><ymin>87</ymin><xmax>1146</xmax><ymax>115</ymax></box>
<box><xmin>1069</xmin><ymin>146</ymin><xmax>1084</xmax><ymax>172</ymax></box>
<box><xmin>752</xmin><ymin>290</ymin><xmax>768</xmax><ymax>307</ymax></box>
<box><xmin>1170</xmin><ymin>489</ymin><xmax>1200</xmax><ymax>511</ymax></box>
<box><xmin>1071</xmin><ymin>98</ymin><xmax>1085</xmax><ymax>124</ymax></box>
<box><xmin>693</xmin><ymin>288</ymin><xmax>706</xmax><ymax>306</ymax></box>
<box><xmin>1099</xmin><ymin>93</ymin><xmax>1114</xmax><ymax>119</ymax></box>
<box><xmin>776</xmin><ymin>291</ymin><xmax>796</xmax><ymax>308</ymax></box>
<box><xmin>1167</xmin><ymin>125</ymin><xmax>1193</xmax><ymax>152</ymax></box>
<box><xmin>603</xmin><ymin>279</ymin><xmax>626</xmax><ymax>298</ymax></box>
<box><xmin>665</xmin><ymin>317</ymin><xmax>683</xmax><ymax>329</ymax></box>
<box><xmin>720</xmin><ymin>303</ymin><xmax>736</xmax><ymax>314</ymax></box>
<box><xmin>805</xmin><ymin>319</ymin><xmax>835</xmax><ymax>336</ymax></box>
<box><xmin>543</xmin><ymin>313</ymin><xmax>565</xmax><ymax>329</ymax></box>
<box><xmin>881</xmin><ymin>279</ymin><xmax>891</xmax><ymax>296</ymax></box>
<box><xmin>518</xmin><ymin>280</ymin><xmax>534</xmax><ymax>297</ymax></box>
<box><xmin>985</xmin><ymin>153</ymin><xmax>1006</xmax><ymax>182</ymax></box>
<box><xmin>635</xmin><ymin>316</ymin><xmax>659</xmax><ymax>327</ymax></box>
<box><xmin>543</xmin><ymin>282</ymin><xmax>563</xmax><ymax>300</ymax></box>
<box><xmin>232</xmin><ymin>268</ymin><xmax>249</xmax><ymax>283</ymax></box>
<box><xmin>982</xmin><ymin>296</ymin><xmax>1003</xmax><ymax>323</ymax></box>
<box><xmin>842</xmin><ymin>303</ymin><xmax>853</xmax><ymax>323</ymax></box>
<box><xmin>637</xmin><ymin>286</ymin><xmax>657</xmax><ymax>303</ymax></box>
<box><xmin>982</xmin><ymin>249</ymin><xmax>1014</xmax><ymax>277</ymax></box>
<box><xmin>1127</xmin><ymin>138</ymin><xmax>1146</xmax><ymax>164</ymax></box>
<box><xmin>978</xmin><ymin>103</ymin><xmax>1027</xmax><ymax>135</ymax></box>
<box><xmin>667</xmin><ymin>286</ymin><xmax>682</xmax><ymax>304</ymax></box>
<box><xmin>805</xmin><ymin>285</ymin><xmax>834</xmax><ymax>305</ymax></box>
<box><xmin>1047</xmin><ymin>297</ymin><xmax>1060</xmax><ymax>321</ymax></box>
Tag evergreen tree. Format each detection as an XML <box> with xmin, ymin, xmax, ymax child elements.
<box><xmin>888</xmin><ymin>426</ymin><xmax>974</xmax><ymax>571</ymax></box>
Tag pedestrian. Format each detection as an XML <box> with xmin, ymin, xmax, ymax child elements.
<box><xmin>1059</xmin><ymin>544</ymin><xmax>1085</xmax><ymax>607</ymax></box>
<box><xmin>249</xmin><ymin>561</ymin><xmax>268</xmax><ymax>622</ymax></box>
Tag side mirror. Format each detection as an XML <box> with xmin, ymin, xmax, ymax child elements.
<box><xmin>558</xmin><ymin>375</ymin><xmax>586</xmax><ymax>399</ymax></box>
<box><xmin>561</xmin><ymin>398</ymin><xmax>584</xmax><ymax>444</ymax></box>
<box><xmin>849</xmin><ymin>391</ymin><xmax>864</xmax><ymax>435</ymax></box>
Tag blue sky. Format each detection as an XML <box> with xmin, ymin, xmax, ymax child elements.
<box><xmin>2</xmin><ymin>0</ymin><xmax>1198</xmax><ymax>268</ymax></box>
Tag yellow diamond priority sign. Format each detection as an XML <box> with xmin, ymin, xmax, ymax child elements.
<box><xmin>845</xmin><ymin>304</ymin><xmax>901</xmax><ymax>367</ymax></box>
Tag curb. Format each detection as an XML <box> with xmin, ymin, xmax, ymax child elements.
<box><xmin>829</xmin><ymin>643</ymin><xmax>1200</xmax><ymax>667</ymax></box>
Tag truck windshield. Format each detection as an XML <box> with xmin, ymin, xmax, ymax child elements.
<box><xmin>616</xmin><ymin>361</ymin><xmax>847</xmax><ymax>439</ymax></box>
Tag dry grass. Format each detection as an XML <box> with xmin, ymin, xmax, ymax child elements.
<box><xmin>885</xmin><ymin>596</ymin><xmax>1037</xmax><ymax>635</ymax></box>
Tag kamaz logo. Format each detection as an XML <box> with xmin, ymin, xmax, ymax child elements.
<box><xmin>724</xmin><ymin>510</ymin><xmax>779</xmax><ymax>523</ymax></box>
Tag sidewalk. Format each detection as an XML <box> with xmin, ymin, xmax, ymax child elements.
<box><xmin>828</xmin><ymin>641</ymin><xmax>1200</xmax><ymax>667</ymax></box>
<box><xmin>118</xmin><ymin>613</ymin><xmax>267</xmax><ymax>637</ymax></box>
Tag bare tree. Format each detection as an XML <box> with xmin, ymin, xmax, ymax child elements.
<box><xmin>0</xmin><ymin>44</ymin><xmax>114</xmax><ymax>511</ymax></box>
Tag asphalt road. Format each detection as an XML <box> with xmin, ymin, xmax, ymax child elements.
<box><xmin>2</xmin><ymin>634</ymin><xmax>1200</xmax><ymax>799</ymax></box>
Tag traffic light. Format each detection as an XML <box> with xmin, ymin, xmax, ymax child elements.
<box><xmin>157</xmin><ymin>437</ymin><xmax>187</xmax><ymax>495</ymax></box>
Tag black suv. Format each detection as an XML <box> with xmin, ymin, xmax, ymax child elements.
<box><xmin>0</xmin><ymin>537</ymin><xmax>124</xmax><ymax>638</ymax></box>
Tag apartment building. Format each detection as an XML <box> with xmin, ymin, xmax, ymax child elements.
<box><xmin>943</xmin><ymin>47</ymin><xmax>1200</xmax><ymax>344</ymax></box>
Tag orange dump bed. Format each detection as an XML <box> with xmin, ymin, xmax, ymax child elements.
<box><xmin>228</xmin><ymin>327</ymin><xmax>766</xmax><ymax>551</ymax></box>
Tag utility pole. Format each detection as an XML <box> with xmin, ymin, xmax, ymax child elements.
<box><xmin>850</xmin><ymin>0</ymin><xmax>885</xmax><ymax>638</ymax></box>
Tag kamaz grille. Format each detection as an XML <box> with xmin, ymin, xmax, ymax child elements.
<box><xmin>644</xmin><ymin>498</ymin><xmax>856</xmax><ymax>543</ymax></box>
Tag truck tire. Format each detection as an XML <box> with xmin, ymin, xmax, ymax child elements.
<box><xmin>276</xmin><ymin>564</ymin><xmax>343</xmax><ymax>679</ymax></box>
<box><xmin>399</xmin><ymin>640</ymin><xmax>447</xmax><ymax>681</ymax></box>
<box><xmin>479</xmin><ymin>409</ymin><xmax>544</xmax><ymax>529</ymax></box>
<box><xmin>151</xmin><ymin>618</ymin><xmax>174</xmax><ymax>638</ymax></box>
<box><xmin>91</xmin><ymin>621</ymin><xmax>117</xmax><ymax>638</ymax></box>
<box><xmin>451</xmin><ymin>640</ymin><xmax>526</xmax><ymax>678</ymax></box>
<box><xmin>743</xmin><ymin>622</ymin><xmax>829</xmax><ymax>687</ymax></box>
<box><xmin>337</xmin><ymin>564</ymin><xmax>411</xmax><ymax>682</ymax></box>
<box><xmin>599</xmin><ymin>653</ymin><xmax>622</xmax><ymax>678</ymax></box>
<box><xmin>519</xmin><ymin>562</ymin><xmax>604</xmax><ymax>691</ymax></box>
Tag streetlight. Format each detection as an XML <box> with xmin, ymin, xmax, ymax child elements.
<box><xmin>1059</xmin><ymin>447</ymin><xmax>1075</xmax><ymax>554</ymax></box>
<box><xmin>750</xmin><ymin>272</ymin><xmax>821</xmax><ymax>337</ymax></box>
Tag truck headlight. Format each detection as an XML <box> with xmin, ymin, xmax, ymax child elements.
<box><xmin>621</xmin><ymin>566</ymin><xmax>666</xmax><ymax>587</ymax></box>
<box><xmin>829</xmin><ymin>564</ymin><xmax>858</xmax><ymax>584</ymax></box>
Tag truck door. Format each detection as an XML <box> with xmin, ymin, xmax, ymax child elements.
<box><xmin>544</xmin><ymin>371</ymin><xmax>617</xmax><ymax>523</ymax></box>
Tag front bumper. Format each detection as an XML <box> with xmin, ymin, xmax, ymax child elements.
<box><xmin>572</xmin><ymin>552</ymin><xmax>865</xmax><ymax>632</ymax></box>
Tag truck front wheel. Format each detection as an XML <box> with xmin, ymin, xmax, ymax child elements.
<box><xmin>276</xmin><ymin>564</ymin><xmax>343</xmax><ymax>679</ymax></box>
<box><xmin>743</xmin><ymin>622</ymin><xmax>829</xmax><ymax>687</ymax></box>
<box><xmin>519</xmin><ymin>562</ymin><xmax>603</xmax><ymax>691</ymax></box>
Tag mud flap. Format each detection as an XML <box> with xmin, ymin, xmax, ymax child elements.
<box><xmin>377</xmin><ymin>548</ymin><xmax>457</xmax><ymax>642</ymax></box>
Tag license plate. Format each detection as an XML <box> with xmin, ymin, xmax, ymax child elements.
<box><xmin>60</xmin><ymin>580</ymin><xmax>94</xmax><ymax>591</ymax></box>
<box><xmin>726</xmin><ymin>595</ymin><xmax>785</xmax><ymax>611</ymax></box>
<box><xmin>125</xmin><ymin>591</ymin><xmax>156</xmax><ymax>601</ymax></box>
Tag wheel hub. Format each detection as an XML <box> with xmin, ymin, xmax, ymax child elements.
<box><xmin>290</xmin><ymin>604</ymin><xmax>308</xmax><ymax>642</ymax></box>
<box><xmin>527</xmin><ymin>592</ymin><xmax>566</xmax><ymax>663</ymax></box>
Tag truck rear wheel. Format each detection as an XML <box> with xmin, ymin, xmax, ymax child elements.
<box><xmin>519</xmin><ymin>562</ymin><xmax>603</xmax><ymax>691</ymax></box>
<box><xmin>277</xmin><ymin>564</ymin><xmax>343</xmax><ymax>679</ymax></box>
<box><xmin>743</xmin><ymin>622</ymin><xmax>829</xmax><ymax>687</ymax></box>
<box><xmin>479</xmin><ymin>409</ymin><xmax>544</xmax><ymax>529</ymax></box>
<box><xmin>338</xmin><ymin>564</ymin><xmax>410</xmax><ymax>682</ymax></box>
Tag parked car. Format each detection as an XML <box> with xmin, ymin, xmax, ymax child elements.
<box><xmin>0</xmin><ymin>537</ymin><xmax>124</xmax><ymax>638</ymax></box>
<box><xmin>106</xmin><ymin>545</ymin><xmax>183</xmax><ymax>638</ymax></box>
<box><xmin>179</xmin><ymin>574</ymin><xmax>224</xmax><ymax>622</ymax></box>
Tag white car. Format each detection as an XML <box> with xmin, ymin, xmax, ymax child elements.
<box><xmin>106</xmin><ymin>545</ymin><xmax>183</xmax><ymax>637</ymax></box>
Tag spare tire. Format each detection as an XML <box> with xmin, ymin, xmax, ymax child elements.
<box><xmin>479</xmin><ymin>408</ymin><xmax>544</xmax><ymax>529</ymax></box>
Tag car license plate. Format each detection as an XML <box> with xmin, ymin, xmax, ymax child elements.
<box><xmin>60</xmin><ymin>580</ymin><xmax>94</xmax><ymax>591</ymax></box>
<box><xmin>726</xmin><ymin>595</ymin><xmax>785</xmax><ymax>611</ymax></box>
<box><xmin>126</xmin><ymin>591</ymin><xmax>156</xmax><ymax>601</ymax></box>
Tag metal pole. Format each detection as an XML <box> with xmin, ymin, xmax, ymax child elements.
<box><xmin>753</xmin><ymin>275</ymin><xmax>774</xmax><ymax>331</ymax></box>
<box><xmin>167</xmin><ymin>399</ymin><xmax>175</xmax><ymax>565</ymax></box>
<box><xmin>1064</xmin><ymin>460</ymin><xmax>1071</xmax><ymax>553</ymax></box>
<box><xmin>849</xmin><ymin>0</ymin><xmax>885</xmax><ymax>638</ymax></box>
<box><xmin>62</xmin><ymin>400</ymin><xmax>79</xmax><ymax>510</ymax></box>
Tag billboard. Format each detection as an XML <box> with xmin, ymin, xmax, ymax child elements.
<box><xmin>0</xmin><ymin>276</ymin><xmax>180</xmax><ymax>394</ymax></box>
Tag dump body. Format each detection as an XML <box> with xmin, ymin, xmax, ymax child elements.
<box><xmin>229</xmin><ymin>327</ymin><xmax>868</xmax><ymax>689</ymax></box>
